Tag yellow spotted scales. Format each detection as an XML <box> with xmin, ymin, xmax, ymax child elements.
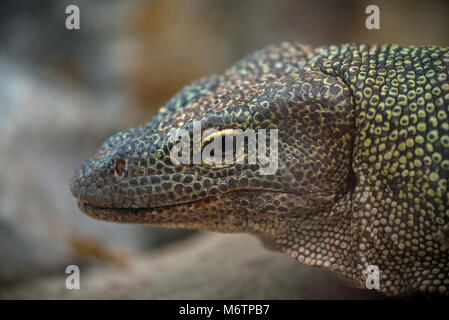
<box><xmin>71</xmin><ymin>43</ymin><xmax>449</xmax><ymax>296</ymax></box>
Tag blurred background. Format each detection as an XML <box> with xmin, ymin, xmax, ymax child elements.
<box><xmin>0</xmin><ymin>0</ymin><xmax>448</xmax><ymax>296</ymax></box>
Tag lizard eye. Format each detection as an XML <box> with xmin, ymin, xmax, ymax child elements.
<box><xmin>113</xmin><ymin>158</ymin><xmax>126</xmax><ymax>177</ymax></box>
<box><xmin>201</xmin><ymin>129</ymin><xmax>242</xmax><ymax>168</ymax></box>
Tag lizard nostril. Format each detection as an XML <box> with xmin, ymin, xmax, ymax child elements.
<box><xmin>113</xmin><ymin>158</ymin><xmax>125</xmax><ymax>177</ymax></box>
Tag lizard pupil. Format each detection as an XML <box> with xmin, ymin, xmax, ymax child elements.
<box><xmin>113</xmin><ymin>158</ymin><xmax>125</xmax><ymax>177</ymax></box>
<box><xmin>222</xmin><ymin>137</ymin><xmax>236</xmax><ymax>157</ymax></box>
<box><xmin>204</xmin><ymin>135</ymin><xmax>235</xmax><ymax>158</ymax></box>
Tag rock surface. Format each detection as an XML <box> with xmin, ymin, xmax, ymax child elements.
<box><xmin>0</xmin><ymin>232</ymin><xmax>384</xmax><ymax>299</ymax></box>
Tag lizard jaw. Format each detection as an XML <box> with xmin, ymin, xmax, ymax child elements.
<box><xmin>75</xmin><ymin>196</ymin><xmax>246</xmax><ymax>231</ymax></box>
<box><xmin>76</xmin><ymin>197</ymin><xmax>208</xmax><ymax>223</ymax></box>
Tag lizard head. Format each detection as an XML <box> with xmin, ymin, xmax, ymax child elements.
<box><xmin>70</xmin><ymin>42</ymin><xmax>354</xmax><ymax>239</ymax></box>
<box><xmin>70</xmin><ymin>42</ymin><xmax>449</xmax><ymax>295</ymax></box>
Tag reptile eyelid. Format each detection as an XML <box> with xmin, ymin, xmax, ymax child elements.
<box><xmin>201</xmin><ymin>128</ymin><xmax>239</xmax><ymax>148</ymax></box>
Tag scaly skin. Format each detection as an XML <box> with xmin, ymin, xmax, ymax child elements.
<box><xmin>70</xmin><ymin>43</ymin><xmax>449</xmax><ymax>296</ymax></box>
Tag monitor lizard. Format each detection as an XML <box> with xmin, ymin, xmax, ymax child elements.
<box><xmin>70</xmin><ymin>42</ymin><xmax>449</xmax><ymax>296</ymax></box>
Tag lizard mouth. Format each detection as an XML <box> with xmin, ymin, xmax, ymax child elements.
<box><xmin>75</xmin><ymin>189</ymin><xmax>337</xmax><ymax>232</ymax></box>
<box><xmin>75</xmin><ymin>186</ymin><xmax>337</xmax><ymax>224</ymax></box>
<box><xmin>75</xmin><ymin>196</ymin><xmax>217</xmax><ymax>224</ymax></box>
<box><xmin>75</xmin><ymin>194</ymin><xmax>253</xmax><ymax>232</ymax></box>
<box><xmin>77</xmin><ymin>200</ymin><xmax>147</xmax><ymax>216</ymax></box>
